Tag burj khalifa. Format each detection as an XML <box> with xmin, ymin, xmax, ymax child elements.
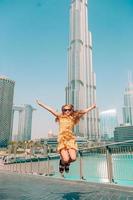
<box><xmin>66</xmin><ymin>0</ymin><xmax>100</xmax><ymax>140</ymax></box>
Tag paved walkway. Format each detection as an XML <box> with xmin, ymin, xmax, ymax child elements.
<box><xmin>0</xmin><ymin>171</ymin><xmax>133</xmax><ymax>200</ymax></box>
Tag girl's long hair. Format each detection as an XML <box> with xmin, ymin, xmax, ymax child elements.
<box><xmin>55</xmin><ymin>104</ymin><xmax>82</xmax><ymax>124</ymax></box>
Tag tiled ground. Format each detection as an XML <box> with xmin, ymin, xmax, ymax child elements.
<box><xmin>0</xmin><ymin>171</ymin><xmax>133</xmax><ymax>200</ymax></box>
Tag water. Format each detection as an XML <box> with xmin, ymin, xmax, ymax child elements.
<box><xmin>50</xmin><ymin>154</ymin><xmax>133</xmax><ymax>187</ymax></box>
<box><xmin>112</xmin><ymin>154</ymin><xmax>133</xmax><ymax>186</ymax></box>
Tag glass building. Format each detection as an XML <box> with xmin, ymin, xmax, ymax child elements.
<box><xmin>100</xmin><ymin>109</ymin><xmax>118</xmax><ymax>140</ymax></box>
<box><xmin>123</xmin><ymin>77</ymin><xmax>133</xmax><ymax>125</ymax></box>
<box><xmin>114</xmin><ymin>125</ymin><xmax>133</xmax><ymax>142</ymax></box>
<box><xmin>12</xmin><ymin>105</ymin><xmax>35</xmax><ymax>141</ymax></box>
<box><xmin>65</xmin><ymin>0</ymin><xmax>99</xmax><ymax>140</ymax></box>
<box><xmin>0</xmin><ymin>76</ymin><xmax>15</xmax><ymax>147</ymax></box>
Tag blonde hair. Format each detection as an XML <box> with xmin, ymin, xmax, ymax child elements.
<box><xmin>55</xmin><ymin>104</ymin><xmax>82</xmax><ymax>124</ymax></box>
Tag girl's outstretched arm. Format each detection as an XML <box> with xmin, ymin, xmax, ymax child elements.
<box><xmin>78</xmin><ymin>104</ymin><xmax>96</xmax><ymax>116</ymax></box>
<box><xmin>36</xmin><ymin>100</ymin><xmax>59</xmax><ymax>117</ymax></box>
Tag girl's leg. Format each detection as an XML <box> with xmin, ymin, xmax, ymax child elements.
<box><xmin>62</xmin><ymin>149</ymin><xmax>77</xmax><ymax>173</ymax></box>
<box><xmin>60</xmin><ymin>149</ymin><xmax>70</xmax><ymax>164</ymax></box>
<box><xmin>59</xmin><ymin>149</ymin><xmax>70</xmax><ymax>173</ymax></box>
<box><xmin>68</xmin><ymin>148</ymin><xmax>77</xmax><ymax>163</ymax></box>
<box><xmin>59</xmin><ymin>149</ymin><xmax>77</xmax><ymax>173</ymax></box>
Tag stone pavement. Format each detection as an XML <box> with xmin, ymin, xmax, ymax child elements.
<box><xmin>0</xmin><ymin>171</ymin><xmax>133</xmax><ymax>200</ymax></box>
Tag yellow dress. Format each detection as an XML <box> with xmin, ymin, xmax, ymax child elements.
<box><xmin>57</xmin><ymin>115</ymin><xmax>78</xmax><ymax>152</ymax></box>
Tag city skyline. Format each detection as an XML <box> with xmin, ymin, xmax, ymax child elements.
<box><xmin>0</xmin><ymin>0</ymin><xmax>133</xmax><ymax>139</ymax></box>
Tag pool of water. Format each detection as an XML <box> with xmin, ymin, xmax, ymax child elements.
<box><xmin>49</xmin><ymin>154</ymin><xmax>133</xmax><ymax>187</ymax></box>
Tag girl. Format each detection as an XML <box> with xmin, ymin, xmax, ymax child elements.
<box><xmin>36</xmin><ymin>100</ymin><xmax>96</xmax><ymax>174</ymax></box>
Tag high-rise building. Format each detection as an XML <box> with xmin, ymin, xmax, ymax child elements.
<box><xmin>0</xmin><ymin>76</ymin><xmax>15</xmax><ymax>147</ymax></box>
<box><xmin>100</xmin><ymin>109</ymin><xmax>118</xmax><ymax>140</ymax></box>
<box><xmin>13</xmin><ymin>105</ymin><xmax>35</xmax><ymax>141</ymax></box>
<box><xmin>66</xmin><ymin>0</ymin><xmax>99</xmax><ymax>140</ymax></box>
<box><xmin>114</xmin><ymin>125</ymin><xmax>133</xmax><ymax>142</ymax></box>
<box><xmin>123</xmin><ymin>73</ymin><xmax>133</xmax><ymax>125</ymax></box>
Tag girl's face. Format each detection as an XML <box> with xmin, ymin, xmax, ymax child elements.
<box><xmin>62</xmin><ymin>106</ymin><xmax>73</xmax><ymax>116</ymax></box>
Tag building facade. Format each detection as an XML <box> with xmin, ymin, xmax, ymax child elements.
<box><xmin>12</xmin><ymin>105</ymin><xmax>35</xmax><ymax>141</ymax></box>
<box><xmin>66</xmin><ymin>0</ymin><xmax>99</xmax><ymax>140</ymax></box>
<box><xmin>0</xmin><ymin>76</ymin><xmax>15</xmax><ymax>147</ymax></box>
<box><xmin>114</xmin><ymin>125</ymin><xmax>133</xmax><ymax>142</ymax></box>
<box><xmin>100</xmin><ymin>109</ymin><xmax>118</xmax><ymax>140</ymax></box>
<box><xmin>123</xmin><ymin>76</ymin><xmax>133</xmax><ymax>125</ymax></box>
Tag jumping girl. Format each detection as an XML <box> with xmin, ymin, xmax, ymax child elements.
<box><xmin>36</xmin><ymin>100</ymin><xmax>96</xmax><ymax>174</ymax></box>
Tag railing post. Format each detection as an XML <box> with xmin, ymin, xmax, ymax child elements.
<box><xmin>25</xmin><ymin>159</ymin><xmax>27</xmax><ymax>173</ymax></box>
<box><xmin>30</xmin><ymin>158</ymin><xmax>32</xmax><ymax>174</ymax></box>
<box><xmin>106</xmin><ymin>146</ymin><xmax>114</xmax><ymax>184</ymax></box>
<box><xmin>79</xmin><ymin>151</ymin><xmax>84</xmax><ymax>180</ymax></box>
<box><xmin>20</xmin><ymin>161</ymin><xmax>22</xmax><ymax>173</ymax></box>
<box><xmin>9</xmin><ymin>164</ymin><xmax>11</xmax><ymax>171</ymax></box>
<box><xmin>47</xmin><ymin>156</ymin><xmax>50</xmax><ymax>176</ymax></box>
<box><xmin>37</xmin><ymin>157</ymin><xmax>40</xmax><ymax>175</ymax></box>
<box><xmin>16</xmin><ymin>163</ymin><xmax>18</xmax><ymax>172</ymax></box>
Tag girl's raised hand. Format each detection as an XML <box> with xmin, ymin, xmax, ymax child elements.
<box><xmin>36</xmin><ymin>99</ymin><xmax>42</xmax><ymax>106</ymax></box>
<box><xmin>92</xmin><ymin>103</ymin><xmax>96</xmax><ymax>109</ymax></box>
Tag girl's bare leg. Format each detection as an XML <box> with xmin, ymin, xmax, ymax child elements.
<box><xmin>59</xmin><ymin>149</ymin><xmax>77</xmax><ymax>173</ymax></box>
<box><xmin>60</xmin><ymin>149</ymin><xmax>70</xmax><ymax>164</ymax></box>
<box><xmin>59</xmin><ymin>149</ymin><xmax>70</xmax><ymax>174</ymax></box>
<box><xmin>68</xmin><ymin>148</ymin><xmax>77</xmax><ymax>163</ymax></box>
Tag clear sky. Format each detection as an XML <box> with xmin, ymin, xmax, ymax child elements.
<box><xmin>0</xmin><ymin>0</ymin><xmax>133</xmax><ymax>139</ymax></box>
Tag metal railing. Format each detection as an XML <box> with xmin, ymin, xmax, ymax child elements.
<box><xmin>0</xmin><ymin>140</ymin><xmax>133</xmax><ymax>186</ymax></box>
<box><xmin>0</xmin><ymin>156</ymin><xmax>56</xmax><ymax>176</ymax></box>
<box><xmin>79</xmin><ymin>140</ymin><xmax>133</xmax><ymax>185</ymax></box>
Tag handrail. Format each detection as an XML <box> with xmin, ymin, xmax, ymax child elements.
<box><xmin>79</xmin><ymin>140</ymin><xmax>133</xmax><ymax>152</ymax></box>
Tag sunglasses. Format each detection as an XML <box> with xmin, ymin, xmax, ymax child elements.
<box><xmin>63</xmin><ymin>109</ymin><xmax>72</xmax><ymax>112</ymax></box>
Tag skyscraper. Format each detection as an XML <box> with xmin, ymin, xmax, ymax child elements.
<box><xmin>66</xmin><ymin>0</ymin><xmax>99</xmax><ymax>140</ymax></box>
<box><xmin>13</xmin><ymin>105</ymin><xmax>35</xmax><ymax>141</ymax></box>
<box><xmin>123</xmin><ymin>73</ymin><xmax>133</xmax><ymax>125</ymax></box>
<box><xmin>100</xmin><ymin>109</ymin><xmax>118</xmax><ymax>140</ymax></box>
<box><xmin>0</xmin><ymin>76</ymin><xmax>15</xmax><ymax>147</ymax></box>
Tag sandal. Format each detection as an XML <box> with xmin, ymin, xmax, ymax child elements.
<box><xmin>65</xmin><ymin>163</ymin><xmax>70</xmax><ymax>173</ymax></box>
<box><xmin>59</xmin><ymin>159</ymin><xmax>65</xmax><ymax>174</ymax></box>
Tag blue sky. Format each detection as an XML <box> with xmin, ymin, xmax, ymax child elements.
<box><xmin>0</xmin><ymin>0</ymin><xmax>133</xmax><ymax>139</ymax></box>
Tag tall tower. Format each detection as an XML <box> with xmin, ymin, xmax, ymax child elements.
<box><xmin>123</xmin><ymin>73</ymin><xmax>133</xmax><ymax>125</ymax></box>
<box><xmin>66</xmin><ymin>0</ymin><xmax>99</xmax><ymax>140</ymax></box>
<box><xmin>0</xmin><ymin>76</ymin><xmax>15</xmax><ymax>147</ymax></box>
